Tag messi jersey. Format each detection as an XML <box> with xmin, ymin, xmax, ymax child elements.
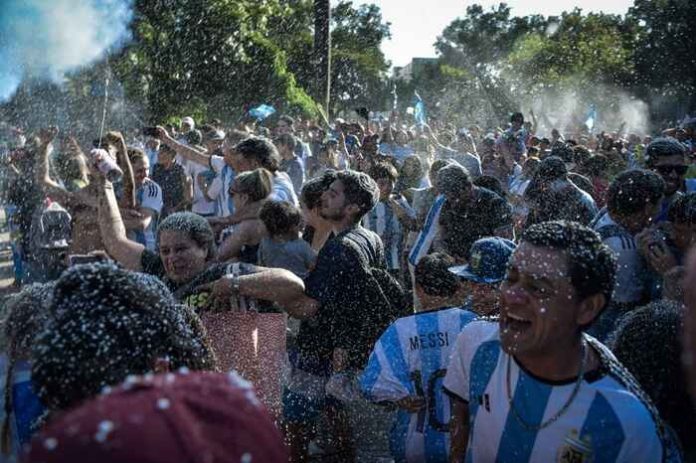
<box><xmin>361</xmin><ymin>306</ymin><xmax>477</xmax><ymax>463</ymax></box>
<box><xmin>443</xmin><ymin>321</ymin><xmax>679</xmax><ymax>463</ymax></box>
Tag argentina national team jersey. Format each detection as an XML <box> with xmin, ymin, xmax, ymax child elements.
<box><xmin>363</xmin><ymin>198</ymin><xmax>415</xmax><ymax>270</ymax></box>
<box><xmin>209</xmin><ymin>156</ymin><xmax>236</xmax><ymax>217</ymax></box>
<box><xmin>135</xmin><ymin>179</ymin><xmax>163</xmax><ymax>252</ymax></box>
<box><xmin>361</xmin><ymin>306</ymin><xmax>477</xmax><ymax>462</ymax></box>
<box><xmin>444</xmin><ymin>321</ymin><xmax>678</xmax><ymax>463</ymax></box>
<box><xmin>408</xmin><ymin>194</ymin><xmax>446</xmax><ymax>268</ymax></box>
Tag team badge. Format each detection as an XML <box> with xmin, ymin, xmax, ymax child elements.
<box><xmin>557</xmin><ymin>429</ymin><xmax>593</xmax><ymax>463</ymax></box>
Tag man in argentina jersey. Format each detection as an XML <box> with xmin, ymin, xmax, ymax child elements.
<box><xmin>361</xmin><ymin>253</ymin><xmax>477</xmax><ymax>462</ymax></box>
<box><xmin>444</xmin><ymin>221</ymin><xmax>681</xmax><ymax>463</ymax></box>
<box><xmin>126</xmin><ymin>151</ymin><xmax>163</xmax><ymax>252</ymax></box>
<box><xmin>364</xmin><ymin>162</ymin><xmax>416</xmax><ymax>275</ymax></box>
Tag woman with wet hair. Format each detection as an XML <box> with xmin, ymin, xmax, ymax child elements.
<box><xmin>31</xmin><ymin>263</ymin><xmax>216</xmax><ymax>412</ymax></box>
<box><xmin>0</xmin><ymin>284</ymin><xmax>53</xmax><ymax>458</ymax></box>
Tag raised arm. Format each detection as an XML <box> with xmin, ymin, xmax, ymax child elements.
<box><xmin>35</xmin><ymin>127</ymin><xmax>72</xmax><ymax>204</ymax></box>
<box><xmin>105</xmin><ymin>131</ymin><xmax>136</xmax><ymax>209</ymax></box>
<box><xmin>97</xmin><ymin>176</ymin><xmax>145</xmax><ymax>271</ymax></box>
<box><xmin>156</xmin><ymin>126</ymin><xmax>211</xmax><ymax>166</ymax></box>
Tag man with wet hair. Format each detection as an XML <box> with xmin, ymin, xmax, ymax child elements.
<box><xmin>444</xmin><ymin>220</ymin><xmax>680</xmax><ymax>462</ymax></box>
<box><xmin>590</xmin><ymin>169</ymin><xmax>665</xmax><ymax>338</ymax></box>
<box><xmin>436</xmin><ymin>162</ymin><xmax>513</xmax><ymax>261</ymax></box>
<box><xmin>210</xmin><ymin>170</ymin><xmax>395</xmax><ymax>460</ymax></box>
<box><xmin>360</xmin><ymin>252</ymin><xmax>476</xmax><ymax>462</ymax></box>
<box><xmin>524</xmin><ymin>156</ymin><xmax>597</xmax><ymax>227</ymax></box>
<box><xmin>31</xmin><ymin>263</ymin><xmax>215</xmax><ymax>412</ymax></box>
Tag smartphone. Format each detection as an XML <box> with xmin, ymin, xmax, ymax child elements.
<box><xmin>142</xmin><ymin>127</ymin><xmax>159</xmax><ymax>137</ymax></box>
<box><xmin>68</xmin><ymin>254</ymin><xmax>107</xmax><ymax>266</ymax></box>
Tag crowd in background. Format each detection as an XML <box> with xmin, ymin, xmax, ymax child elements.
<box><xmin>0</xmin><ymin>109</ymin><xmax>695</xmax><ymax>462</ymax></box>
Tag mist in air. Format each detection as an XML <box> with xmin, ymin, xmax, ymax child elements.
<box><xmin>0</xmin><ymin>0</ymin><xmax>134</xmax><ymax>102</ymax></box>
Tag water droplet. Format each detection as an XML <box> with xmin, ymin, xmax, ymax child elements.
<box><xmin>44</xmin><ymin>437</ymin><xmax>58</xmax><ymax>450</ymax></box>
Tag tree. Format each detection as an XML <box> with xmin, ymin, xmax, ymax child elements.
<box><xmin>113</xmin><ymin>0</ymin><xmax>318</xmax><ymax>123</ymax></box>
<box><xmin>628</xmin><ymin>0</ymin><xmax>696</xmax><ymax>122</ymax></box>
<box><xmin>327</xmin><ymin>1</ymin><xmax>391</xmax><ymax>115</ymax></box>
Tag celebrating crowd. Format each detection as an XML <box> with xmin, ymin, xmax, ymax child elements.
<box><xmin>0</xmin><ymin>109</ymin><xmax>695</xmax><ymax>462</ymax></box>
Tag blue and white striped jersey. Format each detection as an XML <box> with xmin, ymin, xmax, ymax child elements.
<box><xmin>135</xmin><ymin>178</ymin><xmax>163</xmax><ymax>251</ymax></box>
<box><xmin>444</xmin><ymin>321</ymin><xmax>678</xmax><ymax>463</ymax></box>
<box><xmin>408</xmin><ymin>194</ymin><xmax>445</xmax><ymax>268</ymax></box>
<box><xmin>210</xmin><ymin>156</ymin><xmax>236</xmax><ymax>218</ymax></box>
<box><xmin>361</xmin><ymin>306</ymin><xmax>477</xmax><ymax>462</ymax></box>
<box><xmin>363</xmin><ymin>198</ymin><xmax>415</xmax><ymax>270</ymax></box>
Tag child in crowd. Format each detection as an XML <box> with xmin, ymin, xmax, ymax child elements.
<box><xmin>361</xmin><ymin>253</ymin><xmax>477</xmax><ymax>463</ymax></box>
<box><xmin>258</xmin><ymin>200</ymin><xmax>317</xmax><ymax>279</ymax></box>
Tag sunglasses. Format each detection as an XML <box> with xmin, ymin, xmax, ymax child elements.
<box><xmin>654</xmin><ymin>165</ymin><xmax>688</xmax><ymax>176</ymax></box>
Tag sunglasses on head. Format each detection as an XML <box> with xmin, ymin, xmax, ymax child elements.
<box><xmin>655</xmin><ymin>165</ymin><xmax>688</xmax><ymax>176</ymax></box>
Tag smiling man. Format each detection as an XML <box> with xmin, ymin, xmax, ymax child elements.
<box><xmin>443</xmin><ymin>221</ymin><xmax>681</xmax><ymax>463</ymax></box>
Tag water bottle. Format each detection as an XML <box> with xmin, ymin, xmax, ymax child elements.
<box><xmin>90</xmin><ymin>148</ymin><xmax>123</xmax><ymax>183</ymax></box>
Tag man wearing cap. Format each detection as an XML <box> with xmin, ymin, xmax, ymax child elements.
<box><xmin>449</xmin><ymin>237</ymin><xmax>515</xmax><ymax>316</ymax></box>
<box><xmin>361</xmin><ymin>253</ymin><xmax>476</xmax><ymax>463</ymax></box>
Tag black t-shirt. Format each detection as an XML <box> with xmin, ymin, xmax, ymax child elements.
<box><xmin>439</xmin><ymin>187</ymin><xmax>512</xmax><ymax>259</ymax></box>
<box><xmin>296</xmin><ymin>226</ymin><xmax>385</xmax><ymax>373</ymax></box>
<box><xmin>151</xmin><ymin>163</ymin><xmax>187</xmax><ymax>215</ymax></box>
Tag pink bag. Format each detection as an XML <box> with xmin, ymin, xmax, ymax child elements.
<box><xmin>200</xmin><ymin>264</ymin><xmax>287</xmax><ymax>418</ymax></box>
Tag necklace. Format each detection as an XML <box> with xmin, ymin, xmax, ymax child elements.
<box><xmin>506</xmin><ymin>339</ymin><xmax>587</xmax><ymax>431</ymax></box>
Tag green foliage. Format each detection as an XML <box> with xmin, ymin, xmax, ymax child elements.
<box><xmin>405</xmin><ymin>1</ymin><xmax>694</xmax><ymax>128</ymax></box>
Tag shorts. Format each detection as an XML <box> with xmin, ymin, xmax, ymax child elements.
<box><xmin>282</xmin><ymin>355</ymin><xmax>337</xmax><ymax>424</ymax></box>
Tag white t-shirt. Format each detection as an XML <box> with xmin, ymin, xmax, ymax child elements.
<box><xmin>185</xmin><ymin>159</ymin><xmax>219</xmax><ymax>216</ymax></box>
<box><xmin>134</xmin><ymin>178</ymin><xmax>163</xmax><ymax>251</ymax></box>
<box><xmin>443</xmin><ymin>321</ymin><xmax>668</xmax><ymax>463</ymax></box>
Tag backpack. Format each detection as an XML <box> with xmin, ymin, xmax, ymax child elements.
<box><xmin>30</xmin><ymin>201</ymin><xmax>72</xmax><ymax>252</ymax></box>
<box><xmin>27</xmin><ymin>201</ymin><xmax>72</xmax><ymax>282</ymax></box>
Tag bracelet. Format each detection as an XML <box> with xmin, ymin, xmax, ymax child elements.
<box><xmin>222</xmin><ymin>273</ymin><xmax>241</xmax><ymax>293</ymax></box>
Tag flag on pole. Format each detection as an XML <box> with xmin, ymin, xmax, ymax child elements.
<box><xmin>584</xmin><ymin>104</ymin><xmax>597</xmax><ymax>131</ymax></box>
<box><xmin>249</xmin><ymin>104</ymin><xmax>276</xmax><ymax>121</ymax></box>
<box><xmin>413</xmin><ymin>91</ymin><xmax>427</xmax><ymax>127</ymax></box>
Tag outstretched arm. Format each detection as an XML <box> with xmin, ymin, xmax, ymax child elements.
<box><xmin>156</xmin><ymin>126</ymin><xmax>211</xmax><ymax>166</ymax></box>
<box><xmin>106</xmin><ymin>131</ymin><xmax>136</xmax><ymax>209</ymax></box>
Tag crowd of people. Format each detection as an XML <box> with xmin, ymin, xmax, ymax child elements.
<box><xmin>0</xmin><ymin>109</ymin><xmax>695</xmax><ymax>462</ymax></box>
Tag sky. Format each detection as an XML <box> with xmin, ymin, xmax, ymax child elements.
<box><xmin>367</xmin><ymin>0</ymin><xmax>634</xmax><ymax>67</ymax></box>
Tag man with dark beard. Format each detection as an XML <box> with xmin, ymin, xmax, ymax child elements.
<box><xmin>279</xmin><ymin>170</ymin><xmax>386</xmax><ymax>461</ymax></box>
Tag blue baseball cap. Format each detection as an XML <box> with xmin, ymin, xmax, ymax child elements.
<box><xmin>449</xmin><ymin>237</ymin><xmax>516</xmax><ymax>284</ymax></box>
